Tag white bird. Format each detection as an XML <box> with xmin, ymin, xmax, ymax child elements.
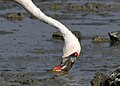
<box><xmin>11</xmin><ymin>0</ymin><xmax>81</xmax><ymax>72</ymax></box>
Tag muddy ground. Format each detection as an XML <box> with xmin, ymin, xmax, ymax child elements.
<box><xmin>0</xmin><ymin>0</ymin><xmax>120</xmax><ymax>86</ymax></box>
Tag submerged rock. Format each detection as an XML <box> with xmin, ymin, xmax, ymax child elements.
<box><xmin>0</xmin><ymin>30</ymin><xmax>13</xmax><ymax>35</ymax></box>
<box><xmin>91</xmin><ymin>66</ymin><xmax>120</xmax><ymax>86</ymax></box>
<box><xmin>4</xmin><ymin>13</ymin><xmax>24</xmax><ymax>21</ymax></box>
<box><xmin>108</xmin><ymin>31</ymin><xmax>120</xmax><ymax>44</ymax></box>
<box><xmin>52</xmin><ymin>31</ymin><xmax>81</xmax><ymax>40</ymax></box>
<box><xmin>52</xmin><ymin>31</ymin><xmax>64</xmax><ymax>40</ymax></box>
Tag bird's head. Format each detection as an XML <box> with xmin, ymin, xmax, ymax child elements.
<box><xmin>62</xmin><ymin>31</ymin><xmax>81</xmax><ymax>58</ymax></box>
<box><xmin>53</xmin><ymin>31</ymin><xmax>81</xmax><ymax>72</ymax></box>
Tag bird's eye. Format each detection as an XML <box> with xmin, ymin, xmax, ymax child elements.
<box><xmin>72</xmin><ymin>52</ymin><xmax>78</xmax><ymax>57</ymax></box>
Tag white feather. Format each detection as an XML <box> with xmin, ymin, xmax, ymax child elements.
<box><xmin>14</xmin><ymin>0</ymin><xmax>81</xmax><ymax>58</ymax></box>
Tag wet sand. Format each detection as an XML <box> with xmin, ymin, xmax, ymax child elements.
<box><xmin>0</xmin><ymin>0</ymin><xmax>120</xmax><ymax>86</ymax></box>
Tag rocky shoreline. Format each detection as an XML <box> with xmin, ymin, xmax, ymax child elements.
<box><xmin>91</xmin><ymin>66</ymin><xmax>120</xmax><ymax>86</ymax></box>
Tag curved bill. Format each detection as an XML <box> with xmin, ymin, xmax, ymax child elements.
<box><xmin>60</xmin><ymin>56</ymin><xmax>77</xmax><ymax>72</ymax></box>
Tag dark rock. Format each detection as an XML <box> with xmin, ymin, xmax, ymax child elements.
<box><xmin>52</xmin><ymin>31</ymin><xmax>81</xmax><ymax>40</ymax></box>
<box><xmin>108</xmin><ymin>31</ymin><xmax>120</xmax><ymax>44</ymax></box>
<box><xmin>52</xmin><ymin>31</ymin><xmax>64</xmax><ymax>40</ymax></box>
<box><xmin>91</xmin><ymin>66</ymin><xmax>120</xmax><ymax>86</ymax></box>
<box><xmin>91</xmin><ymin>72</ymin><xmax>108</xmax><ymax>86</ymax></box>
<box><xmin>103</xmin><ymin>67</ymin><xmax>120</xmax><ymax>86</ymax></box>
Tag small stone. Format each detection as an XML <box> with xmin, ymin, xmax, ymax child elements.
<box><xmin>52</xmin><ymin>31</ymin><xmax>81</xmax><ymax>40</ymax></box>
<box><xmin>108</xmin><ymin>31</ymin><xmax>120</xmax><ymax>44</ymax></box>
<box><xmin>4</xmin><ymin>13</ymin><xmax>24</xmax><ymax>21</ymax></box>
<box><xmin>92</xmin><ymin>36</ymin><xmax>104</xmax><ymax>43</ymax></box>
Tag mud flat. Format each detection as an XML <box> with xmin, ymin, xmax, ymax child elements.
<box><xmin>0</xmin><ymin>72</ymin><xmax>38</xmax><ymax>86</ymax></box>
<box><xmin>0</xmin><ymin>71</ymin><xmax>80</xmax><ymax>86</ymax></box>
<box><xmin>0</xmin><ymin>0</ymin><xmax>120</xmax><ymax>86</ymax></box>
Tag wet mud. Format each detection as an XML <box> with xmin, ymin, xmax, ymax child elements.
<box><xmin>0</xmin><ymin>0</ymin><xmax>120</xmax><ymax>86</ymax></box>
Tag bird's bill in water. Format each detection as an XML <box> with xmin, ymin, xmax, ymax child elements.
<box><xmin>52</xmin><ymin>56</ymin><xmax>77</xmax><ymax>73</ymax></box>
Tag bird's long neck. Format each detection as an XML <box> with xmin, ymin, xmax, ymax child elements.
<box><xmin>15</xmin><ymin>0</ymin><xmax>72</xmax><ymax>37</ymax></box>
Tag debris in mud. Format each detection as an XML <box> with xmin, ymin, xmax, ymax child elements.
<box><xmin>0</xmin><ymin>30</ymin><xmax>13</xmax><ymax>35</ymax></box>
<box><xmin>108</xmin><ymin>31</ymin><xmax>120</xmax><ymax>44</ymax></box>
<box><xmin>50</xmin><ymin>2</ymin><xmax>120</xmax><ymax>12</ymax></box>
<box><xmin>4</xmin><ymin>13</ymin><xmax>24</xmax><ymax>21</ymax></box>
<box><xmin>91</xmin><ymin>66</ymin><xmax>120</xmax><ymax>86</ymax></box>
<box><xmin>52</xmin><ymin>31</ymin><xmax>81</xmax><ymax>40</ymax></box>
<box><xmin>50</xmin><ymin>3</ymin><xmax>66</xmax><ymax>10</ymax></box>
<box><xmin>92</xmin><ymin>36</ymin><xmax>105</xmax><ymax>43</ymax></box>
<box><xmin>68</xmin><ymin>2</ymin><xmax>107</xmax><ymax>11</ymax></box>
<box><xmin>49</xmin><ymin>2</ymin><xmax>120</xmax><ymax>18</ymax></box>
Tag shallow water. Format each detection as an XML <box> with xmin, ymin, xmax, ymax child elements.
<box><xmin>0</xmin><ymin>0</ymin><xmax>120</xmax><ymax>86</ymax></box>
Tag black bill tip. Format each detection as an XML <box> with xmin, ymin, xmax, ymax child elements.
<box><xmin>60</xmin><ymin>56</ymin><xmax>77</xmax><ymax>72</ymax></box>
